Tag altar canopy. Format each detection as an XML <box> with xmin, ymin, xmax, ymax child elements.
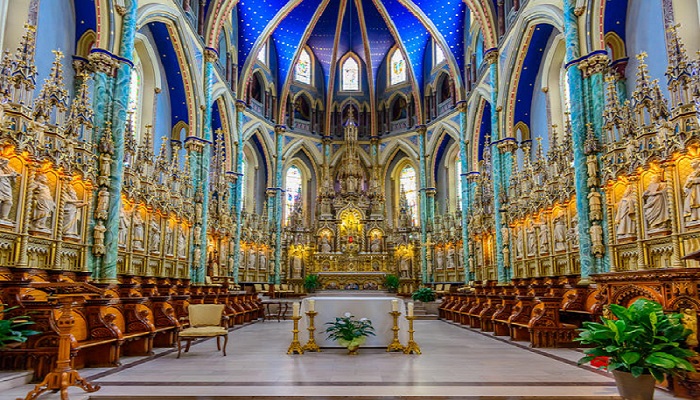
<box><xmin>299</xmin><ymin>297</ymin><xmax>409</xmax><ymax>347</ymax></box>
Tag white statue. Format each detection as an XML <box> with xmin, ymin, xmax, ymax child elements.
<box><xmin>132</xmin><ymin>211</ymin><xmax>144</xmax><ymax>249</ymax></box>
<box><xmin>62</xmin><ymin>183</ymin><xmax>86</xmax><ymax>236</ymax></box>
<box><xmin>164</xmin><ymin>224</ymin><xmax>174</xmax><ymax>255</ymax></box>
<box><xmin>683</xmin><ymin>159</ymin><xmax>700</xmax><ymax>222</ymax></box>
<box><xmin>586</xmin><ymin>154</ymin><xmax>598</xmax><ymax>187</ymax></box>
<box><xmin>446</xmin><ymin>246</ymin><xmax>455</xmax><ymax>269</ymax></box>
<box><xmin>149</xmin><ymin>219</ymin><xmax>161</xmax><ymax>253</ymax></box>
<box><xmin>615</xmin><ymin>185</ymin><xmax>636</xmax><ymax>237</ymax></box>
<box><xmin>248</xmin><ymin>248</ymin><xmax>256</xmax><ymax>269</ymax></box>
<box><xmin>30</xmin><ymin>174</ymin><xmax>55</xmax><ymax>231</ymax></box>
<box><xmin>538</xmin><ymin>221</ymin><xmax>550</xmax><ymax>254</ymax></box>
<box><xmin>291</xmin><ymin>253</ymin><xmax>302</xmax><ymax>278</ymax></box>
<box><xmin>177</xmin><ymin>227</ymin><xmax>186</xmax><ymax>257</ymax></box>
<box><xmin>193</xmin><ymin>224</ymin><xmax>202</xmax><ymax>245</ymax></box>
<box><xmin>94</xmin><ymin>188</ymin><xmax>109</xmax><ymax>220</ymax></box>
<box><xmin>643</xmin><ymin>175</ymin><xmax>670</xmax><ymax>230</ymax></box>
<box><xmin>515</xmin><ymin>227</ymin><xmax>523</xmax><ymax>257</ymax></box>
<box><xmin>588</xmin><ymin>190</ymin><xmax>603</xmax><ymax>221</ymax></box>
<box><xmin>553</xmin><ymin>212</ymin><xmax>567</xmax><ymax>252</ymax></box>
<box><xmin>99</xmin><ymin>152</ymin><xmax>111</xmax><ymax>182</ymax></box>
<box><xmin>259</xmin><ymin>250</ymin><xmax>267</xmax><ymax>270</ymax></box>
<box><xmin>0</xmin><ymin>157</ymin><xmax>18</xmax><ymax>222</ymax></box>
<box><xmin>435</xmin><ymin>247</ymin><xmax>444</xmax><ymax>269</ymax></box>
<box><xmin>320</xmin><ymin>236</ymin><xmax>331</xmax><ymax>253</ymax></box>
<box><xmin>400</xmin><ymin>255</ymin><xmax>410</xmax><ymax>277</ymax></box>
<box><xmin>526</xmin><ymin>221</ymin><xmax>536</xmax><ymax>256</ymax></box>
<box><xmin>193</xmin><ymin>246</ymin><xmax>202</xmax><ymax>266</ymax></box>
<box><xmin>590</xmin><ymin>223</ymin><xmax>604</xmax><ymax>256</ymax></box>
<box><xmin>92</xmin><ymin>221</ymin><xmax>106</xmax><ymax>256</ymax></box>
<box><xmin>118</xmin><ymin>208</ymin><xmax>129</xmax><ymax>246</ymax></box>
<box><xmin>370</xmin><ymin>236</ymin><xmax>381</xmax><ymax>252</ymax></box>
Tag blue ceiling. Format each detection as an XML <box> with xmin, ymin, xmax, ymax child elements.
<box><xmin>604</xmin><ymin>0</ymin><xmax>628</xmax><ymax>42</ymax></box>
<box><xmin>74</xmin><ymin>0</ymin><xmax>96</xmax><ymax>46</ymax></box>
<box><xmin>237</xmin><ymin>0</ymin><xmax>467</xmax><ymax>99</ymax></box>
<box><xmin>513</xmin><ymin>24</ymin><xmax>554</xmax><ymax>129</ymax></box>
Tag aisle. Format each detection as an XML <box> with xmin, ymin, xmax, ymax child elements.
<box><xmin>1</xmin><ymin>320</ymin><xmax>676</xmax><ymax>399</ymax></box>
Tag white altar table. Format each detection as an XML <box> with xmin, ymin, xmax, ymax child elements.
<box><xmin>299</xmin><ymin>297</ymin><xmax>409</xmax><ymax>347</ymax></box>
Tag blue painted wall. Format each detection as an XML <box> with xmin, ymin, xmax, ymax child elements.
<box><xmin>35</xmin><ymin>0</ymin><xmax>76</xmax><ymax>97</ymax></box>
<box><xmin>625</xmin><ymin>0</ymin><xmax>669</xmax><ymax>99</ymax></box>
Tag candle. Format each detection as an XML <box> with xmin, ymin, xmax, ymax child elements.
<box><xmin>293</xmin><ymin>302</ymin><xmax>300</xmax><ymax>317</ymax></box>
<box><xmin>308</xmin><ymin>299</ymin><xmax>315</xmax><ymax>312</ymax></box>
<box><xmin>391</xmin><ymin>299</ymin><xmax>398</xmax><ymax>312</ymax></box>
<box><xmin>408</xmin><ymin>302</ymin><xmax>414</xmax><ymax>317</ymax></box>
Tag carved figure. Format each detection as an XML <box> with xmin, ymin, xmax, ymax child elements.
<box><xmin>567</xmin><ymin>215</ymin><xmax>580</xmax><ymax>246</ymax></box>
<box><xmin>538</xmin><ymin>221</ymin><xmax>550</xmax><ymax>254</ymax></box>
<box><xmin>99</xmin><ymin>152</ymin><xmax>111</xmax><ymax>183</ymax></box>
<box><xmin>291</xmin><ymin>253</ymin><xmax>302</xmax><ymax>278</ymax></box>
<box><xmin>615</xmin><ymin>185</ymin><xmax>636</xmax><ymax>237</ymax></box>
<box><xmin>30</xmin><ymin>174</ymin><xmax>55</xmax><ymax>231</ymax></box>
<box><xmin>683</xmin><ymin>159</ymin><xmax>700</xmax><ymax>222</ymax></box>
<box><xmin>590</xmin><ymin>223</ymin><xmax>604</xmax><ymax>256</ymax></box>
<box><xmin>248</xmin><ymin>248</ymin><xmax>256</xmax><ymax>269</ymax></box>
<box><xmin>400</xmin><ymin>255</ymin><xmax>410</xmax><ymax>277</ymax></box>
<box><xmin>259</xmin><ymin>250</ymin><xmax>267</xmax><ymax>270</ymax></box>
<box><xmin>132</xmin><ymin>211</ymin><xmax>144</xmax><ymax>249</ymax></box>
<box><xmin>92</xmin><ymin>221</ymin><xmax>106</xmax><ymax>256</ymax></box>
<box><xmin>682</xmin><ymin>309</ymin><xmax>699</xmax><ymax>348</ymax></box>
<box><xmin>435</xmin><ymin>247</ymin><xmax>444</xmax><ymax>269</ymax></box>
<box><xmin>642</xmin><ymin>175</ymin><xmax>670</xmax><ymax>230</ymax></box>
<box><xmin>370</xmin><ymin>236</ymin><xmax>381</xmax><ymax>252</ymax></box>
<box><xmin>553</xmin><ymin>212</ymin><xmax>567</xmax><ymax>252</ymax></box>
<box><xmin>447</xmin><ymin>246</ymin><xmax>455</xmax><ymax>269</ymax></box>
<box><xmin>586</xmin><ymin>154</ymin><xmax>598</xmax><ymax>187</ymax></box>
<box><xmin>177</xmin><ymin>227</ymin><xmax>186</xmax><ymax>257</ymax></box>
<box><xmin>164</xmin><ymin>224</ymin><xmax>174</xmax><ymax>255</ymax></box>
<box><xmin>62</xmin><ymin>183</ymin><xmax>86</xmax><ymax>236</ymax></box>
<box><xmin>0</xmin><ymin>157</ymin><xmax>18</xmax><ymax>222</ymax></box>
<box><xmin>516</xmin><ymin>227</ymin><xmax>524</xmax><ymax>257</ymax></box>
<box><xmin>320</xmin><ymin>236</ymin><xmax>331</xmax><ymax>253</ymax></box>
<box><xmin>501</xmin><ymin>225</ymin><xmax>510</xmax><ymax>244</ymax></box>
<box><xmin>193</xmin><ymin>246</ymin><xmax>202</xmax><ymax>266</ymax></box>
<box><xmin>526</xmin><ymin>221</ymin><xmax>536</xmax><ymax>256</ymax></box>
<box><xmin>149</xmin><ymin>219</ymin><xmax>161</xmax><ymax>253</ymax></box>
<box><xmin>94</xmin><ymin>188</ymin><xmax>109</xmax><ymax>220</ymax></box>
<box><xmin>118</xmin><ymin>208</ymin><xmax>129</xmax><ymax>245</ymax></box>
<box><xmin>588</xmin><ymin>191</ymin><xmax>603</xmax><ymax>221</ymax></box>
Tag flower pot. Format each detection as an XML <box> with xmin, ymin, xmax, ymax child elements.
<box><xmin>347</xmin><ymin>344</ymin><xmax>360</xmax><ymax>355</ymax></box>
<box><xmin>612</xmin><ymin>370</ymin><xmax>656</xmax><ymax>400</ymax></box>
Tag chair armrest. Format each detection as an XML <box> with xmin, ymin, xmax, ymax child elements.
<box><xmin>220</xmin><ymin>315</ymin><xmax>229</xmax><ymax>326</ymax></box>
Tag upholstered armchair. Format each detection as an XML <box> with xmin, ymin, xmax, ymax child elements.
<box><xmin>177</xmin><ymin>304</ymin><xmax>229</xmax><ymax>358</ymax></box>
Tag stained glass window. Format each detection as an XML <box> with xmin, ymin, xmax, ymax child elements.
<box><xmin>435</xmin><ymin>43</ymin><xmax>445</xmax><ymax>66</ymax></box>
<box><xmin>128</xmin><ymin>68</ymin><xmax>141</xmax><ymax>141</ymax></box>
<box><xmin>295</xmin><ymin>49</ymin><xmax>311</xmax><ymax>84</ymax></box>
<box><xmin>285</xmin><ymin>166</ymin><xmax>303</xmax><ymax>224</ymax></box>
<box><xmin>342</xmin><ymin>57</ymin><xmax>359</xmax><ymax>91</ymax></box>
<box><xmin>257</xmin><ymin>42</ymin><xmax>266</xmax><ymax>65</ymax></box>
<box><xmin>455</xmin><ymin>156</ymin><xmax>462</xmax><ymax>210</ymax></box>
<box><xmin>400</xmin><ymin>165</ymin><xmax>418</xmax><ymax>225</ymax></box>
<box><xmin>390</xmin><ymin>49</ymin><xmax>406</xmax><ymax>85</ymax></box>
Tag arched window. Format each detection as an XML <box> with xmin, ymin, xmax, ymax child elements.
<box><xmin>399</xmin><ymin>165</ymin><xmax>418</xmax><ymax>225</ymax></box>
<box><xmin>455</xmin><ymin>156</ymin><xmax>462</xmax><ymax>211</ymax></box>
<box><xmin>342</xmin><ymin>57</ymin><xmax>359</xmax><ymax>91</ymax></box>
<box><xmin>285</xmin><ymin>166</ymin><xmax>303</xmax><ymax>224</ymax></box>
<box><xmin>434</xmin><ymin>42</ymin><xmax>445</xmax><ymax>66</ymax></box>
<box><xmin>295</xmin><ymin>49</ymin><xmax>311</xmax><ymax>84</ymax></box>
<box><xmin>128</xmin><ymin>68</ymin><xmax>141</xmax><ymax>141</ymax></box>
<box><xmin>390</xmin><ymin>49</ymin><xmax>406</xmax><ymax>85</ymax></box>
<box><xmin>257</xmin><ymin>41</ymin><xmax>267</xmax><ymax>65</ymax></box>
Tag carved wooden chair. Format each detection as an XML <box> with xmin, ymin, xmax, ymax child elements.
<box><xmin>177</xmin><ymin>304</ymin><xmax>228</xmax><ymax>358</ymax></box>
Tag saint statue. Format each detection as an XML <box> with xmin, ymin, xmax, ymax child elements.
<box><xmin>538</xmin><ymin>221</ymin><xmax>550</xmax><ymax>254</ymax></box>
<box><xmin>615</xmin><ymin>185</ymin><xmax>637</xmax><ymax>237</ymax></box>
<box><xmin>553</xmin><ymin>212</ymin><xmax>567</xmax><ymax>252</ymax></box>
<box><xmin>320</xmin><ymin>235</ymin><xmax>331</xmax><ymax>253</ymax></box>
<box><xmin>92</xmin><ymin>221</ymin><xmax>106</xmax><ymax>256</ymax></box>
<box><xmin>118</xmin><ymin>208</ymin><xmax>129</xmax><ymax>246</ymax></box>
<box><xmin>590</xmin><ymin>223</ymin><xmax>604</xmax><ymax>256</ymax></box>
<box><xmin>588</xmin><ymin>191</ymin><xmax>603</xmax><ymax>221</ymax></box>
<box><xmin>586</xmin><ymin>154</ymin><xmax>598</xmax><ymax>188</ymax></box>
<box><xmin>30</xmin><ymin>174</ymin><xmax>55</xmax><ymax>231</ymax></box>
<box><xmin>515</xmin><ymin>227</ymin><xmax>523</xmax><ymax>258</ymax></box>
<box><xmin>526</xmin><ymin>221</ymin><xmax>536</xmax><ymax>256</ymax></box>
<box><xmin>149</xmin><ymin>219</ymin><xmax>161</xmax><ymax>253</ymax></box>
<box><xmin>0</xmin><ymin>157</ymin><xmax>18</xmax><ymax>222</ymax></box>
<box><xmin>435</xmin><ymin>247</ymin><xmax>444</xmax><ymax>269</ymax></box>
<box><xmin>164</xmin><ymin>224</ymin><xmax>174</xmax><ymax>255</ymax></box>
<box><xmin>177</xmin><ymin>227</ymin><xmax>186</xmax><ymax>257</ymax></box>
<box><xmin>62</xmin><ymin>183</ymin><xmax>86</xmax><ymax>237</ymax></box>
<box><xmin>400</xmin><ymin>255</ymin><xmax>410</xmax><ymax>277</ymax></box>
<box><xmin>94</xmin><ymin>188</ymin><xmax>109</xmax><ymax>220</ymax></box>
<box><xmin>291</xmin><ymin>252</ymin><xmax>302</xmax><ymax>278</ymax></box>
<box><xmin>446</xmin><ymin>246</ymin><xmax>455</xmax><ymax>269</ymax></box>
<box><xmin>259</xmin><ymin>250</ymin><xmax>267</xmax><ymax>270</ymax></box>
<box><xmin>370</xmin><ymin>236</ymin><xmax>381</xmax><ymax>252</ymax></box>
<box><xmin>642</xmin><ymin>175</ymin><xmax>670</xmax><ymax>230</ymax></box>
<box><xmin>132</xmin><ymin>211</ymin><xmax>144</xmax><ymax>249</ymax></box>
<box><xmin>248</xmin><ymin>248</ymin><xmax>257</xmax><ymax>269</ymax></box>
<box><xmin>683</xmin><ymin>159</ymin><xmax>700</xmax><ymax>222</ymax></box>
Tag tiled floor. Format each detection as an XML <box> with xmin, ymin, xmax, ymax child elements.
<box><xmin>2</xmin><ymin>320</ymin><xmax>678</xmax><ymax>399</ymax></box>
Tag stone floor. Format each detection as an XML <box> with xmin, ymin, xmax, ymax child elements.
<box><xmin>1</xmin><ymin>320</ymin><xmax>678</xmax><ymax>399</ymax></box>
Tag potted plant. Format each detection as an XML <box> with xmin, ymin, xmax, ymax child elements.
<box><xmin>304</xmin><ymin>274</ymin><xmax>321</xmax><ymax>293</ymax></box>
<box><xmin>324</xmin><ymin>312</ymin><xmax>375</xmax><ymax>355</ymax></box>
<box><xmin>577</xmin><ymin>299</ymin><xmax>696</xmax><ymax>400</ymax></box>
<box><xmin>1</xmin><ymin>305</ymin><xmax>39</xmax><ymax>349</ymax></box>
<box><xmin>384</xmin><ymin>274</ymin><xmax>399</xmax><ymax>293</ymax></box>
<box><xmin>412</xmin><ymin>287</ymin><xmax>438</xmax><ymax>315</ymax></box>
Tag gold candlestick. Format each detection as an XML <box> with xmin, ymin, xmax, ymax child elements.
<box><xmin>403</xmin><ymin>315</ymin><xmax>421</xmax><ymax>355</ymax></box>
<box><xmin>302</xmin><ymin>310</ymin><xmax>321</xmax><ymax>352</ymax></box>
<box><xmin>287</xmin><ymin>315</ymin><xmax>304</xmax><ymax>355</ymax></box>
<box><xmin>386</xmin><ymin>310</ymin><xmax>405</xmax><ymax>352</ymax></box>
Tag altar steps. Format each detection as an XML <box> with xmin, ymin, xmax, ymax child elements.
<box><xmin>411</xmin><ymin>300</ymin><xmax>439</xmax><ymax>320</ymax></box>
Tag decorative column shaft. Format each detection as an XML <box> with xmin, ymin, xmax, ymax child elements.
<box><xmin>231</xmin><ymin>100</ymin><xmax>246</xmax><ymax>283</ymax></box>
<box><xmin>563</xmin><ymin>0</ymin><xmax>594</xmax><ymax>282</ymax></box>
<box><xmin>457</xmin><ymin>102</ymin><xmax>471</xmax><ymax>284</ymax></box>
<box><xmin>417</xmin><ymin>125</ymin><xmax>429</xmax><ymax>283</ymax></box>
<box><xmin>273</xmin><ymin>125</ymin><xmax>285</xmax><ymax>284</ymax></box>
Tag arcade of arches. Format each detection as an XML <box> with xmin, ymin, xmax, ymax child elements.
<box><xmin>2</xmin><ymin>0</ymin><xmax>700</xmax><ymax>398</ymax></box>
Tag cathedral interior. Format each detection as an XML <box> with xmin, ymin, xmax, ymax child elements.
<box><xmin>2</xmin><ymin>0</ymin><xmax>700</xmax><ymax>398</ymax></box>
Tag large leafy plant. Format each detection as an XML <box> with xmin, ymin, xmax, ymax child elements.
<box><xmin>383</xmin><ymin>274</ymin><xmax>399</xmax><ymax>292</ymax></box>
<box><xmin>304</xmin><ymin>274</ymin><xmax>321</xmax><ymax>292</ymax></box>
<box><xmin>0</xmin><ymin>305</ymin><xmax>40</xmax><ymax>348</ymax></box>
<box><xmin>412</xmin><ymin>287</ymin><xmax>436</xmax><ymax>302</ymax></box>
<box><xmin>577</xmin><ymin>298</ymin><xmax>696</xmax><ymax>381</ymax></box>
<box><xmin>325</xmin><ymin>312</ymin><xmax>376</xmax><ymax>348</ymax></box>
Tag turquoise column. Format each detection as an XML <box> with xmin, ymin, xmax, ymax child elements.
<box><xmin>498</xmin><ymin>139</ymin><xmax>516</xmax><ymax>281</ymax></box>
<box><xmin>563</xmin><ymin>0</ymin><xmax>593</xmax><ymax>282</ymax></box>
<box><xmin>100</xmin><ymin>0</ymin><xmax>137</xmax><ymax>282</ymax></box>
<box><xmin>457</xmin><ymin>102</ymin><xmax>471</xmax><ymax>284</ymax></box>
<box><xmin>273</xmin><ymin>125</ymin><xmax>285</xmax><ymax>284</ymax></box>
<box><xmin>486</xmin><ymin>50</ymin><xmax>506</xmax><ymax>284</ymax></box>
<box><xmin>417</xmin><ymin>125</ymin><xmax>429</xmax><ymax>283</ymax></box>
<box><xmin>231</xmin><ymin>100</ymin><xmax>246</xmax><ymax>283</ymax></box>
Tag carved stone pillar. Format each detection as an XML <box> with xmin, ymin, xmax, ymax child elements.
<box><xmin>662</xmin><ymin>162</ymin><xmax>683</xmax><ymax>267</ymax></box>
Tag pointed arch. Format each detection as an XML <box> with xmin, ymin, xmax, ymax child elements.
<box><xmin>339</xmin><ymin>52</ymin><xmax>361</xmax><ymax>92</ymax></box>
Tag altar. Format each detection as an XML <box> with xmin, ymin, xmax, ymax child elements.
<box><xmin>299</xmin><ymin>297</ymin><xmax>409</xmax><ymax>347</ymax></box>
